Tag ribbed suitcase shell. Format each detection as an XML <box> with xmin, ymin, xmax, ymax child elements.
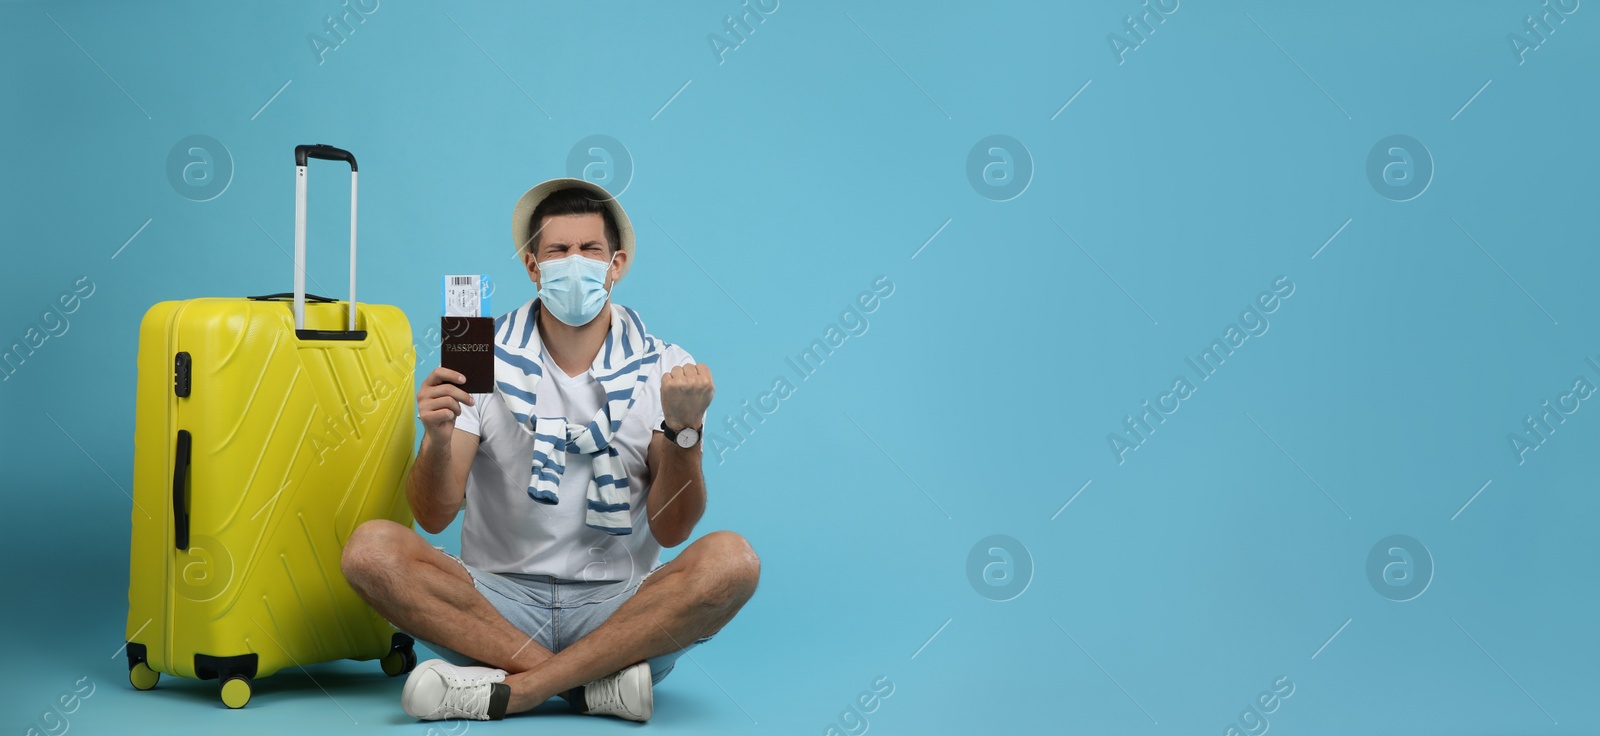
<box><xmin>125</xmin><ymin>297</ymin><xmax>415</xmax><ymax>696</ymax></box>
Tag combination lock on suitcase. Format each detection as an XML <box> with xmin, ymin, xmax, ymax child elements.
<box><xmin>124</xmin><ymin>145</ymin><xmax>418</xmax><ymax>708</ymax></box>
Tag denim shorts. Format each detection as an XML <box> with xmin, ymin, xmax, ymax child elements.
<box><xmin>407</xmin><ymin>551</ymin><xmax>711</xmax><ymax>685</ymax></box>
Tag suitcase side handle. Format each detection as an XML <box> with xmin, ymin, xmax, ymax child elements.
<box><xmin>247</xmin><ymin>292</ymin><xmax>335</xmax><ymax>303</ymax></box>
<box><xmin>293</xmin><ymin>144</ymin><xmax>360</xmax><ymax>335</ymax></box>
<box><xmin>173</xmin><ymin>429</ymin><xmax>191</xmax><ymax>551</ymax></box>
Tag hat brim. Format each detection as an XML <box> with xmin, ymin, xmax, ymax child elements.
<box><xmin>511</xmin><ymin>177</ymin><xmax>636</xmax><ymax>279</ymax></box>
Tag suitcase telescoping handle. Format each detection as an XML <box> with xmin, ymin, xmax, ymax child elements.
<box><xmin>292</xmin><ymin>144</ymin><xmax>363</xmax><ymax>339</ymax></box>
<box><xmin>295</xmin><ymin>144</ymin><xmax>357</xmax><ymax>170</ymax></box>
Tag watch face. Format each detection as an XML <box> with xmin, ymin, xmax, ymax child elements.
<box><xmin>676</xmin><ymin>426</ymin><xmax>699</xmax><ymax>448</ymax></box>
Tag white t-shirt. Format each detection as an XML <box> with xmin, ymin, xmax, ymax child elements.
<box><xmin>454</xmin><ymin>338</ymin><xmax>695</xmax><ymax>582</ymax></box>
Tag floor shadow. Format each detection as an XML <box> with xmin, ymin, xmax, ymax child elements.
<box><xmin>127</xmin><ymin>661</ymin><xmax>405</xmax><ymax>710</ymax></box>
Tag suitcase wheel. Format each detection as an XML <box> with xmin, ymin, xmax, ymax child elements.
<box><xmin>220</xmin><ymin>676</ymin><xmax>252</xmax><ymax>709</ymax></box>
<box><xmin>128</xmin><ymin>662</ymin><xmax>159</xmax><ymax>691</ymax></box>
<box><xmin>381</xmin><ymin>641</ymin><xmax>417</xmax><ymax>677</ymax></box>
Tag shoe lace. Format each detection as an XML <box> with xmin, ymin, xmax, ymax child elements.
<box><xmin>438</xmin><ymin>673</ymin><xmax>494</xmax><ymax>719</ymax></box>
<box><xmin>586</xmin><ymin>673</ymin><xmax>625</xmax><ymax>714</ymax></box>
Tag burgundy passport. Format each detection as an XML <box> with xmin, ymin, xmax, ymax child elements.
<box><xmin>440</xmin><ymin>317</ymin><xmax>494</xmax><ymax>393</ymax></box>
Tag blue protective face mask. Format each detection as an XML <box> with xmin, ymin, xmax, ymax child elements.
<box><xmin>537</xmin><ymin>253</ymin><xmax>614</xmax><ymax>326</ymax></box>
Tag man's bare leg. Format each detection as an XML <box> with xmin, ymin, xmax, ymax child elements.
<box><xmin>341</xmin><ymin>519</ymin><xmax>555</xmax><ymax>674</ymax></box>
<box><xmin>502</xmin><ymin>530</ymin><xmax>761</xmax><ymax>714</ymax></box>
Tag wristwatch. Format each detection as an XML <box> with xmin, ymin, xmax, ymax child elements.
<box><xmin>661</xmin><ymin>420</ymin><xmax>701</xmax><ymax>449</ymax></box>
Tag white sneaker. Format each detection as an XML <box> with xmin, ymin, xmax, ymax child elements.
<box><xmin>575</xmin><ymin>661</ymin><xmax>653</xmax><ymax>722</ymax></box>
<box><xmin>401</xmin><ymin>659</ymin><xmax>511</xmax><ymax>721</ymax></box>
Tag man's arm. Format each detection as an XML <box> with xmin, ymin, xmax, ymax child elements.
<box><xmin>645</xmin><ymin>431</ymin><xmax>705</xmax><ymax>548</ymax></box>
<box><xmin>410</xmin><ymin>368</ymin><xmax>479</xmax><ymax>534</ymax></box>
<box><xmin>408</xmin><ymin>428</ymin><xmax>478</xmax><ymax>533</ymax></box>
<box><xmin>645</xmin><ymin>363</ymin><xmax>714</xmax><ymax>548</ymax></box>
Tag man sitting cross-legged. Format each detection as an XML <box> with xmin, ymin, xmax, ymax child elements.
<box><xmin>341</xmin><ymin>178</ymin><xmax>759</xmax><ymax>721</ymax></box>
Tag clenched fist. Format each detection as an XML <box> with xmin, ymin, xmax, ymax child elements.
<box><xmin>660</xmin><ymin>363</ymin><xmax>714</xmax><ymax>431</ymax></box>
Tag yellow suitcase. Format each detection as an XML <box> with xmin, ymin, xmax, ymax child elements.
<box><xmin>123</xmin><ymin>145</ymin><xmax>418</xmax><ymax>708</ymax></box>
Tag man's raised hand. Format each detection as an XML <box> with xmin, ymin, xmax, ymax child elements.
<box><xmin>417</xmin><ymin>367</ymin><xmax>475</xmax><ymax>446</ymax></box>
<box><xmin>660</xmin><ymin>363</ymin><xmax>714</xmax><ymax>431</ymax></box>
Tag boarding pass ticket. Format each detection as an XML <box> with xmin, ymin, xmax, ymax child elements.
<box><xmin>443</xmin><ymin>274</ymin><xmax>492</xmax><ymax>317</ymax></box>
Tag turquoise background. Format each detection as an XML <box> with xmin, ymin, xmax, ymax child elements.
<box><xmin>3</xmin><ymin>0</ymin><xmax>1597</xmax><ymax>733</ymax></box>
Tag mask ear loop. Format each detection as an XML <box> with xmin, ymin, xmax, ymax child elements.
<box><xmin>602</xmin><ymin>250</ymin><xmax>619</xmax><ymax>292</ymax></box>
